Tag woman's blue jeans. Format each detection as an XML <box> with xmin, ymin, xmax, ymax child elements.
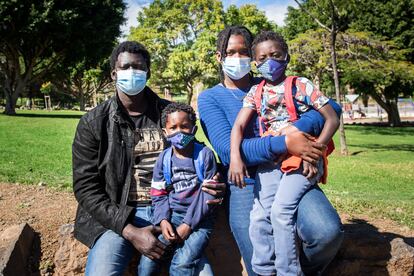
<box><xmin>85</xmin><ymin>206</ymin><xmax>213</xmax><ymax>276</ymax></box>
<box><xmin>227</xmin><ymin>162</ymin><xmax>344</xmax><ymax>276</ymax></box>
<box><xmin>227</xmin><ymin>181</ymin><xmax>256</xmax><ymax>275</ymax></box>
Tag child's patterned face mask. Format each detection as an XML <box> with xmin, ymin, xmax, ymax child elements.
<box><xmin>257</xmin><ymin>56</ymin><xmax>289</xmax><ymax>82</ymax></box>
<box><xmin>166</xmin><ymin>126</ymin><xmax>196</xmax><ymax>149</ymax></box>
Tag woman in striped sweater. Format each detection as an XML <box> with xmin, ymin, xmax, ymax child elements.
<box><xmin>197</xmin><ymin>25</ymin><xmax>343</xmax><ymax>276</ymax></box>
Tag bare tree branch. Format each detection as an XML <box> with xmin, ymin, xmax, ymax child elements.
<box><xmin>312</xmin><ymin>0</ymin><xmax>330</xmax><ymax>18</ymax></box>
<box><xmin>294</xmin><ymin>0</ymin><xmax>331</xmax><ymax>31</ymax></box>
<box><xmin>330</xmin><ymin>0</ymin><xmax>341</xmax><ymax>18</ymax></box>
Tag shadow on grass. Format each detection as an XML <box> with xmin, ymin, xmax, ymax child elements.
<box><xmin>347</xmin><ymin>125</ymin><xmax>414</xmax><ymax>136</ymax></box>
<box><xmin>348</xmin><ymin>143</ymin><xmax>414</xmax><ymax>152</ymax></box>
<box><xmin>350</xmin><ymin>150</ymin><xmax>365</xmax><ymax>156</ymax></box>
<box><xmin>11</xmin><ymin>113</ymin><xmax>83</xmax><ymax>119</ymax></box>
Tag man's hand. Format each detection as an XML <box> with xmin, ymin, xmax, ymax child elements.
<box><xmin>302</xmin><ymin>160</ymin><xmax>318</xmax><ymax>179</ymax></box>
<box><xmin>202</xmin><ymin>172</ymin><xmax>225</xmax><ymax>205</ymax></box>
<box><xmin>176</xmin><ymin>223</ymin><xmax>192</xmax><ymax>242</ymax></box>
<box><xmin>160</xmin><ymin>220</ymin><xmax>177</xmax><ymax>243</ymax></box>
<box><xmin>122</xmin><ymin>224</ymin><xmax>166</xmax><ymax>260</ymax></box>
<box><xmin>285</xmin><ymin>132</ymin><xmax>325</xmax><ymax>164</ymax></box>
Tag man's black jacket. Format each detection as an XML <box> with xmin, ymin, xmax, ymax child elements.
<box><xmin>72</xmin><ymin>88</ymin><xmax>169</xmax><ymax>248</ymax></box>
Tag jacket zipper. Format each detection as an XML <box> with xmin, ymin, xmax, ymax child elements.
<box><xmin>119</xmin><ymin>139</ymin><xmax>125</xmax><ymax>184</ymax></box>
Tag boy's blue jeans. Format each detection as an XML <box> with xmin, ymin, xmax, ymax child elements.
<box><xmin>250</xmin><ymin>161</ymin><xmax>323</xmax><ymax>275</ymax></box>
<box><xmin>228</xmin><ymin>162</ymin><xmax>344</xmax><ymax>276</ymax></box>
<box><xmin>85</xmin><ymin>206</ymin><xmax>213</xmax><ymax>276</ymax></box>
<box><xmin>139</xmin><ymin>211</ymin><xmax>214</xmax><ymax>276</ymax></box>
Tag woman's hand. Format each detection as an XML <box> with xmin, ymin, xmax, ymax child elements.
<box><xmin>302</xmin><ymin>160</ymin><xmax>318</xmax><ymax>179</ymax></box>
<box><xmin>229</xmin><ymin>157</ymin><xmax>250</xmax><ymax>188</ymax></box>
<box><xmin>202</xmin><ymin>172</ymin><xmax>226</xmax><ymax>205</ymax></box>
<box><xmin>285</xmin><ymin>132</ymin><xmax>325</xmax><ymax>164</ymax></box>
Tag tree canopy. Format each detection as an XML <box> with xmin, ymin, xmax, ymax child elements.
<box><xmin>1</xmin><ymin>0</ymin><xmax>412</xmax><ymax>127</ymax></box>
<box><xmin>129</xmin><ymin>0</ymin><xmax>277</xmax><ymax>104</ymax></box>
<box><xmin>285</xmin><ymin>0</ymin><xmax>414</xmax><ymax>126</ymax></box>
<box><xmin>0</xmin><ymin>0</ymin><xmax>125</xmax><ymax>114</ymax></box>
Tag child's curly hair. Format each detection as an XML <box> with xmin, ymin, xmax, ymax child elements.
<box><xmin>252</xmin><ymin>30</ymin><xmax>289</xmax><ymax>58</ymax></box>
<box><xmin>161</xmin><ymin>102</ymin><xmax>197</xmax><ymax>128</ymax></box>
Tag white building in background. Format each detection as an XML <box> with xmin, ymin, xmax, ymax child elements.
<box><xmin>342</xmin><ymin>95</ymin><xmax>414</xmax><ymax>121</ymax></box>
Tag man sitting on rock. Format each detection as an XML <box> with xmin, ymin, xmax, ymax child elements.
<box><xmin>72</xmin><ymin>41</ymin><xmax>225</xmax><ymax>275</ymax></box>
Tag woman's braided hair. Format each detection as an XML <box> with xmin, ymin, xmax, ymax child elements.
<box><xmin>216</xmin><ymin>26</ymin><xmax>253</xmax><ymax>83</ymax></box>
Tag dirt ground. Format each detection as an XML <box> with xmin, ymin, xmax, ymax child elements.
<box><xmin>0</xmin><ymin>183</ymin><xmax>77</xmax><ymax>274</ymax></box>
<box><xmin>0</xmin><ymin>182</ymin><xmax>413</xmax><ymax>275</ymax></box>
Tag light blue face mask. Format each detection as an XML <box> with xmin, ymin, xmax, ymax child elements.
<box><xmin>116</xmin><ymin>69</ymin><xmax>147</xmax><ymax>96</ymax></box>
<box><xmin>222</xmin><ymin>57</ymin><xmax>251</xmax><ymax>80</ymax></box>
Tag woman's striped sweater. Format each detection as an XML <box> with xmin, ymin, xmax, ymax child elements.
<box><xmin>197</xmin><ymin>83</ymin><xmax>341</xmax><ymax>168</ymax></box>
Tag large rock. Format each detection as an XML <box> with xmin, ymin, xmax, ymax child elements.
<box><xmin>387</xmin><ymin>238</ymin><xmax>414</xmax><ymax>276</ymax></box>
<box><xmin>53</xmin><ymin>208</ymin><xmax>245</xmax><ymax>275</ymax></box>
<box><xmin>53</xmin><ymin>224</ymin><xmax>88</xmax><ymax>276</ymax></box>
<box><xmin>53</xmin><ymin>216</ymin><xmax>414</xmax><ymax>275</ymax></box>
<box><xmin>0</xmin><ymin>223</ymin><xmax>35</xmax><ymax>276</ymax></box>
<box><xmin>325</xmin><ymin>219</ymin><xmax>414</xmax><ymax>276</ymax></box>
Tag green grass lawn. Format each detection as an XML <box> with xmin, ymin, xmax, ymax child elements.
<box><xmin>0</xmin><ymin>110</ymin><xmax>84</xmax><ymax>189</ymax></box>
<box><xmin>325</xmin><ymin>125</ymin><xmax>414</xmax><ymax>228</ymax></box>
<box><xmin>0</xmin><ymin>110</ymin><xmax>413</xmax><ymax>228</ymax></box>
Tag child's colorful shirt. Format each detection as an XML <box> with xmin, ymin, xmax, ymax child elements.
<box><xmin>243</xmin><ymin>77</ymin><xmax>329</xmax><ymax>133</ymax></box>
<box><xmin>150</xmin><ymin>145</ymin><xmax>217</xmax><ymax>229</ymax></box>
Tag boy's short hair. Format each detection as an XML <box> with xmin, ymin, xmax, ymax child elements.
<box><xmin>161</xmin><ymin>102</ymin><xmax>197</xmax><ymax>128</ymax></box>
<box><xmin>252</xmin><ymin>30</ymin><xmax>288</xmax><ymax>58</ymax></box>
<box><xmin>110</xmin><ymin>41</ymin><xmax>151</xmax><ymax>70</ymax></box>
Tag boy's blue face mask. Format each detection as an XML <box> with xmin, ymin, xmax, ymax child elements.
<box><xmin>166</xmin><ymin>126</ymin><xmax>196</xmax><ymax>149</ymax></box>
<box><xmin>257</xmin><ymin>56</ymin><xmax>289</xmax><ymax>82</ymax></box>
<box><xmin>116</xmin><ymin>69</ymin><xmax>147</xmax><ymax>96</ymax></box>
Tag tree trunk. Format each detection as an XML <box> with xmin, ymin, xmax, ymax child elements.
<box><xmin>3</xmin><ymin>78</ymin><xmax>25</xmax><ymax>115</ymax></box>
<box><xmin>79</xmin><ymin>92</ymin><xmax>86</xmax><ymax>111</ymax></box>
<box><xmin>330</xmin><ymin>29</ymin><xmax>348</xmax><ymax>155</ymax></box>
<box><xmin>28</xmin><ymin>90</ymin><xmax>33</xmax><ymax>109</ymax></box>
<box><xmin>74</xmin><ymin>78</ymin><xmax>86</xmax><ymax>111</ymax></box>
<box><xmin>4</xmin><ymin>89</ymin><xmax>17</xmax><ymax>115</ymax></box>
<box><xmin>186</xmin><ymin>83</ymin><xmax>193</xmax><ymax>105</ymax></box>
<box><xmin>362</xmin><ymin>94</ymin><xmax>369</xmax><ymax>107</ymax></box>
<box><xmin>370</xmin><ymin>91</ymin><xmax>401</xmax><ymax>126</ymax></box>
<box><xmin>92</xmin><ymin>89</ymin><xmax>97</xmax><ymax>107</ymax></box>
<box><xmin>386</xmin><ymin>100</ymin><xmax>401</xmax><ymax>127</ymax></box>
<box><xmin>313</xmin><ymin>72</ymin><xmax>321</xmax><ymax>90</ymax></box>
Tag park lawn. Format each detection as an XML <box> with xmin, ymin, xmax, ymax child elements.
<box><xmin>0</xmin><ymin>110</ymin><xmax>413</xmax><ymax>228</ymax></box>
<box><xmin>325</xmin><ymin>125</ymin><xmax>414</xmax><ymax>229</ymax></box>
<box><xmin>0</xmin><ymin>110</ymin><xmax>84</xmax><ymax>189</ymax></box>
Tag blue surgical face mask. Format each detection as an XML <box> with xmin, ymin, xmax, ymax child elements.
<box><xmin>166</xmin><ymin>126</ymin><xmax>196</xmax><ymax>149</ymax></box>
<box><xmin>257</xmin><ymin>56</ymin><xmax>288</xmax><ymax>82</ymax></box>
<box><xmin>116</xmin><ymin>69</ymin><xmax>147</xmax><ymax>96</ymax></box>
<box><xmin>222</xmin><ymin>57</ymin><xmax>251</xmax><ymax>80</ymax></box>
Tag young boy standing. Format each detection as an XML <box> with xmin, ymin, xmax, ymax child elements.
<box><xmin>139</xmin><ymin>102</ymin><xmax>217</xmax><ymax>276</ymax></box>
<box><xmin>230</xmin><ymin>31</ymin><xmax>340</xmax><ymax>276</ymax></box>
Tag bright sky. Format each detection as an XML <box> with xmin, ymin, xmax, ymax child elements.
<box><xmin>121</xmin><ymin>0</ymin><xmax>297</xmax><ymax>37</ymax></box>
